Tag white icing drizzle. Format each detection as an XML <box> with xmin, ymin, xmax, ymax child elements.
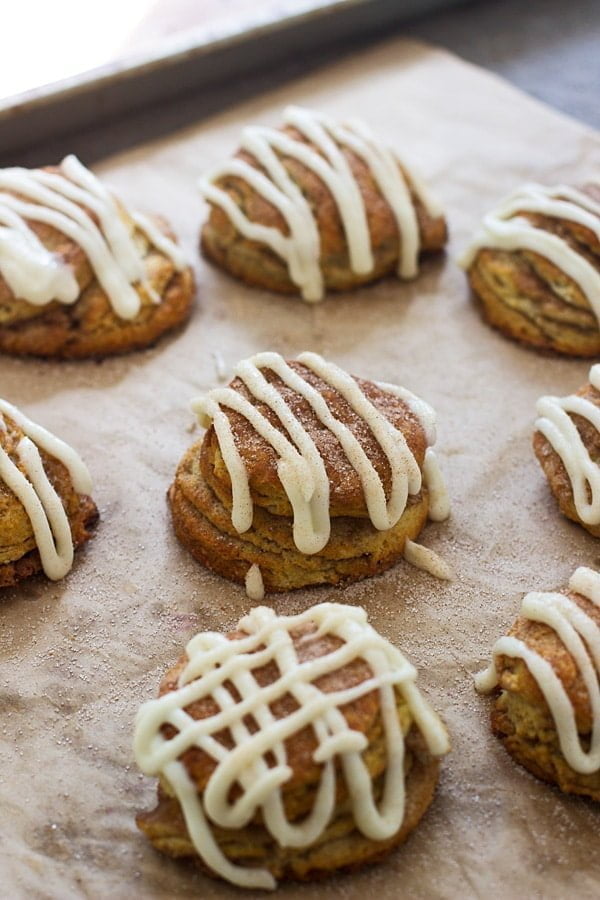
<box><xmin>245</xmin><ymin>563</ymin><xmax>264</xmax><ymax>601</ymax></box>
<box><xmin>475</xmin><ymin>566</ymin><xmax>600</xmax><ymax>775</ymax></box>
<box><xmin>0</xmin><ymin>398</ymin><xmax>92</xmax><ymax>581</ymax></box>
<box><xmin>198</xmin><ymin>106</ymin><xmax>439</xmax><ymax>302</ymax></box>
<box><xmin>459</xmin><ymin>182</ymin><xmax>600</xmax><ymax>319</ymax></box>
<box><xmin>210</xmin><ymin>349</ymin><xmax>228</xmax><ymax>382</ymax></box>
<box><xmin>422</xmin><ymin>449</ymin><xmax>450</xmax><ymax>521</ymax></box>
<box><xmin>403</xmin><ymin>539</ymin><xmax>453</xmax><ymax>581</ymax></box>
<box><xmin>0</xmin><ymin>155</ymin><xmax>185</xmax><ymax>320</ymax></box>
<box><xmin>535</xmin><ymin>363</ymin><xmax>600</xmax><ymax>526</ymax></box>
<box><xmin>192</xmin><ymin>351</ymin><xmax>449</xmax><ymax>556</ymax></box>
<box><xmin>131</xmin><ymin>211</ymin><xmax>188</xmax><ymax>273</ymax></box>
<box><xmin>134</xmin><ymin>602</ymin><xmax>449</xmax><ymax>890</ymax></box>
<box><xmin>375</xmin><ymin>380</ymin><xmax>437</xmax><ymax>446</ymax></box>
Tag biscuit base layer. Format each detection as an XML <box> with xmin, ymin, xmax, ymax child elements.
<box><xmin>467</xmin><ymin>249</ymin><xmax>600</xmax><ymax>357</ymax></box>
<box><xmin>136</xmin><ymin>727</ymin><xmax>439</xmax><ymax>883</ymax></box>
<box><xmin>0</xmin><ymin>494</ymin><xmax>98</xmax><ymax>588</ymax></box>
<box><xmin>490</xmin><ymin>692</ymin><xmax>600</xmax><ymax>802</ymax></box>
<box><xmin>168</xmin><ymin>445</ymin><xmax>429</xmax><ymax>592</ymax></box>
<box><xmin>201</xmin><ymin>227</ymin><xmax>446</xmax><ymax>297</ymax></box>
<box><xmin>0</xmin><ymin>269</ymin><xmax>194</xmax><ymax>360</ymax></box>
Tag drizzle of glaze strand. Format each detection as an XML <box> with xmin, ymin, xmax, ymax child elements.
<box><xmin>403</xmin><ymin>539</ymin><xmax>453</xmax><ymax>581</ymax></box>
<box><xmin>422</xmin><ymin>449</ymin><xmax>450</xmax><ymax>522</ymax></box>
<box><xmin>245</xmin><ymin>563</ymin><xmax>264</xmax><ymax>601</ymax></box>
<box><xmin>133</xmin><ymin>602</ymin><xmax>449</xmax><ymax>890</ymax></box>
<box><xmin>475</xmin><ymin>566</ymin><xmax>600</xmax><ymax>775</ymax></box>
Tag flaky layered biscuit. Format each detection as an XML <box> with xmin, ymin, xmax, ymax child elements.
<box><xmin>199</xmin><ymin>107</ymin><xmax>447</xmax><ymax>301</ymax></box>
<box><xmin>138</xmin><ymin>727</ymin><xmax>438</xmax><ymax>882</ymax></box>
<box><xmin>168</xmin><ymin>354</ymin><xmax>447</xmax><ymax>592</ymax></box>
<box><xmin>0</xmin><ymin>160</ymin><xmax>194</xmax><ymax>359</ymax></box>
<box><xmin>134</xmin><ymin>604</ymin><xmax>449</xmax><ymax>887</ymax></box>
<box><xmin>478</xmin><ymin>569</ymin><xmax>600</xmax><ymax>801</ymax></box>
<box><xmin>170</xmin><ymin>447</ymin><xmax>428</xmax><ymax>591</ymax></box>
<box><xmin>533</xmin><ymin>366</ymin><xmax>600</xmax><ymax>537</ymax></box>
<box><xmin>461</xmin><ymin>184</ymin><xmax>600</xmax><ymax>356</ymax></box>
<box><xmin>0</xmin><ymin>409</ymin><xmax>97</xmax><ymax>587</ymax></box>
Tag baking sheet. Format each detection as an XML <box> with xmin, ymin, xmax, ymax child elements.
<box><xmin>1</xmin><ymin>37</ymin><xmax>600</xmax><ymax>900</ymax></box>
<box><xmin>0</xmin><ymin>0</ymin><xmax>467</xmax><ymax>162</ymax></box>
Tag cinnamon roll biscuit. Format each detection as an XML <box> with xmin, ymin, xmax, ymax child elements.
<box><xmin>0</xmin><ymin>399</ymin><xmax>97</xmax><ymax>587</ymax></box>
<box><xmin>476</xmin><ymin>566</ymin><xmax>600</xmax><ymax>801</ymax></box>
<box><xmin>134</xmin><ymin>602</ymin><xmax>450</xmax><ymax>888</ymax></box>
<box><xmin>168</xmin><ymin>351</ymin><xmax>450</xmax><ymax>592</ymax></box>
<box><xmin>0</xmin><ymin>156</ymin><xmax>194</xmax><ymax>359</ymax></box>
<box><xmin>199</xmin><ymin>106</ymin><xmax>447</xmax><ymax>301</ymax></box>
<box><xmin>533</xmin><ymin>364</ymin><xmax>600</xmax><ymax>536</ymax></box>
<box><xmin>460</xmin><ymin>183</ymin><xmax>600</xmax><ymax>356</ymax></box>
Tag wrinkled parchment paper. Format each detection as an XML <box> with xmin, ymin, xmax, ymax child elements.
<box><xmin>2</xmin><ymin>38</ymin><xmax>600</xmax><ymax>900</ymax></box>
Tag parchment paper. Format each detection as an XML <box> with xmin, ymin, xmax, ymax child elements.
<box><xmin>2</xmin><ymin>38</ymin><xmax>600</xmax><ymax>900</ymax></box>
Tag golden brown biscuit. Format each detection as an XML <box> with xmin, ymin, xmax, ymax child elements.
<box><xmin>476</xmin><ymin>566</ymin><xmax>600</xmax><ymax>801</ymax></box>
<box><xmin>134</xmin><ymin>602</ymin><xmax>450</xmax><ymax>888</ymax></box>
<box><xmin>0</xmin><ymin>156</ymin><xmax>194</xmax><ymax>359</ymax></box>
<box><xmin>0</xmin><ymin>399</ymin><xmax>97</xmax><ymax>587</ymax></box>
<box><xmin>168</xmin><ymin>351</ymin><xmax>450</xmax><ymax>592</ymax></box>
<box><xmin>199</xmin><ymin>106</ymin><xmax>447</xmax><ymax>301</ymax></box>
<box><xmin>533</xmin><ymin>365</ymin><xmax>600</xmax><ymax>537</ymax></box>
<box><xmin>460</xmin><ymin>183</ymin><xmax>600</xmax><ymax>356</ymax></box>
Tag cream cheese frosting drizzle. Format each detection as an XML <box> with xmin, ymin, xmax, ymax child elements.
<box><xmin>134</xmin><ymin>602</ymin><xmax>449</xmax><ymax>890</ymax></box>
<box><xmin>459</xmin><ymin>183</ymin><xmax>600</xmax><ymax>319</ymax></box>
<box><xmin>535</xmin><ymin>363</ymin><xmax>600</xmax><ymax>526</ymax></box>
<box><xmin>403</xmin><ymin>539</ymin><xmax>453</xmax><ymax>581</ymax></box>
<box><xmin>475</xmin><ymin>567</ymin><xmax>600</xmax><ymax>775</ymax></box>
<box><xmin>245</xmin><ymin>563</ymin><xmax>265</xmax><ymax>601</ymax></box>
<box><xmin>199</xmin><ymin>106</ymin><xmax>439</xmax><ymax>301</ymax></box>
<box><xmin>0</xmin><ymin>155</ymin><xmax>185</xmax><ymax>319</ymax></box>
<box><xmin>0</xmin><ymin>399</ymin><xmax>92</xmax><ymax>580</ymax></box>
<box><xmin>192</xmin><ymin>351</ymin><xmax>449</xmax><ymax>555</ymax></box>
<box><xmin>422</xmin><ymin>449</ymin><xmax>450</xmax><ymax>522</ymax></box>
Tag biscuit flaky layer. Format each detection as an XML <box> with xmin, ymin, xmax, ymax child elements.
<box><xmin>533</xmin><ymin>377</ymin><xmax>600</xmax><ymax>537</ymax></box>
<box><xmin>0</xmin><ymin>413</ymin><xmax>98</xmax><ymax>587</ymax></box>
<box><xmin>201</xmin><ymin>125</ymin><xmax>447</xmax><ymax>296</ymax></box>
<box><xmin>490</xmin><ymin>590</ymin><xmax>600</xmax><ymax>801</ymax></box>
<box><xmin>136</xmin><ymin>624</ymin><xmax>441</xmax><ymax>881</ymax></box>
<box><xmin>0</xmin><ymin>197</ymin><xmax>194</xmax><ymax>359</ymax></box>
<box><xmin>466</xmin><ymin>197</ymin><xmax>600</xmax><ymax>357</ymax></box>
<box><xmin>169</xmin><ymin>444</ymin><xmax>428</xmax><ymax>591</ymax></box>
<box><xmin>168</xmin><ymin>362</ymin><xmax>431</xmax><ymax>591</ymax></box>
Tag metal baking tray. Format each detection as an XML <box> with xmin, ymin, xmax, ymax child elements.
<box><xmin>0</xmin><ymin>0</ymin><xmax>468</xmax><ymax>163</ymax></box>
